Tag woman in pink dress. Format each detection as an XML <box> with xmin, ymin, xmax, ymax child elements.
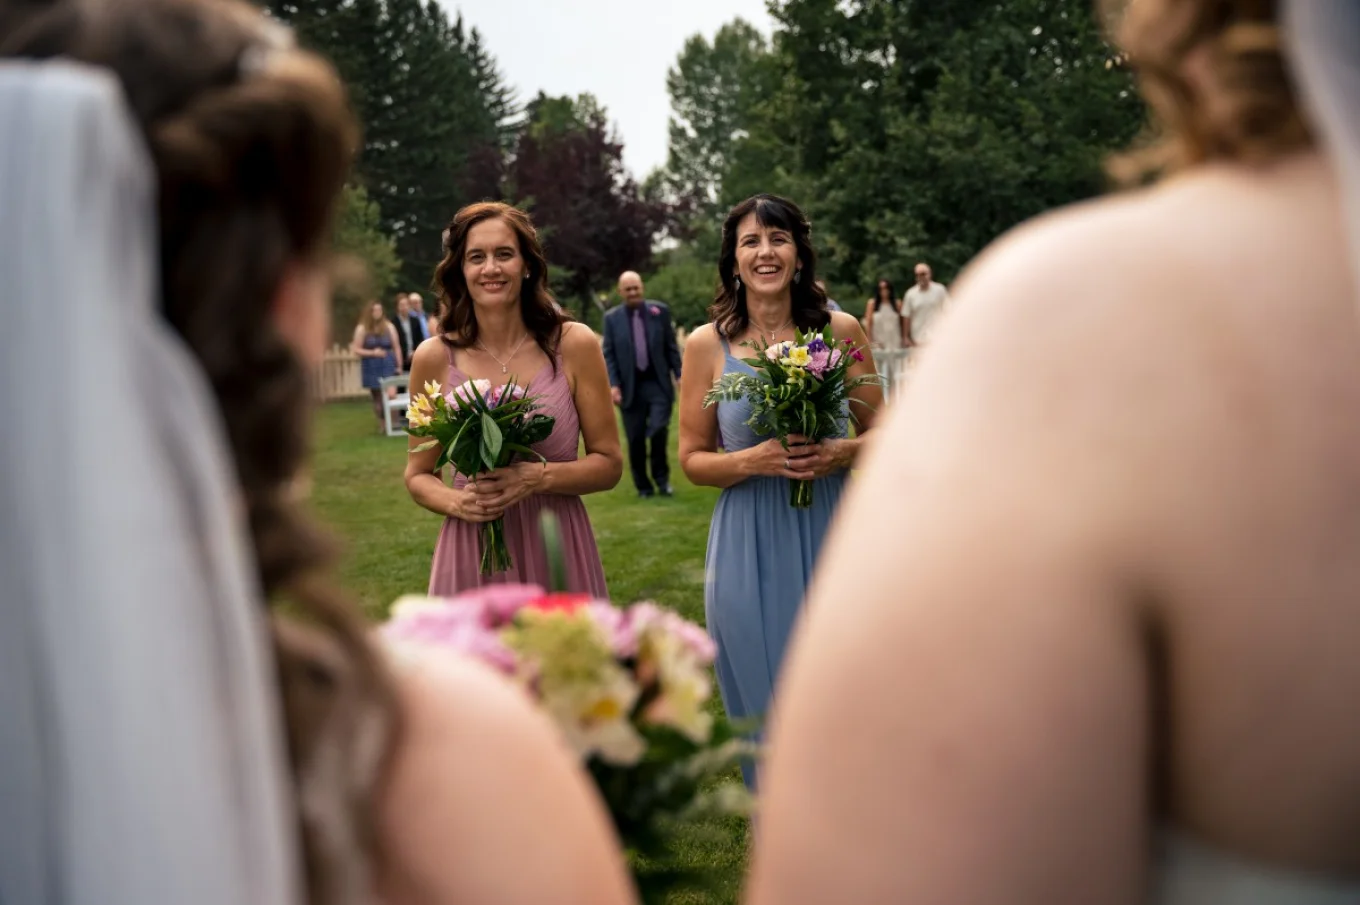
<box><xmin>405</xmin><ymin>202</ymin><xmax>622</xmax><ymax>595</ymax></box>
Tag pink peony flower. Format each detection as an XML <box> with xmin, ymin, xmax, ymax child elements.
<box><xmin>649</xmin><ymin>305</ymin><xmax>661</xmax><ymax>316</ymax></box>
<box><xmin>474</xmin><ymin>583</ymin><xmax>550</xmax><ymax>624</ymax></box>
<box><xmin>447</xmin><ymin>378</ymin><xmax>493</xmax><ymax>410</ymax></box>
<box><xmin>382</xmin><ymin>598</ymin><xmax>520</xmax><ymax>673</ymax></box>
<box><xmin>625</xmin><ymin>601</ymin><xmax>716</xmax><ymax>664</ymax></box>
<box><xmin>486</xmin><ymin>382</ymin><xmax>527</xmax><ymax>407</ymax></box>
<box><xmin>828</xmin><ymin>348</ymin><xmax>843</xmax><ymax>369</ymax></box>
<box><xmin>586</xmin><ymin>602</ymin><xmax>638</xmax><ymax>658</ymax></box>
<box><xmin>808</xmin><ymin>348</ymin><xmax>832</xmax><ymax>378</ymax></box>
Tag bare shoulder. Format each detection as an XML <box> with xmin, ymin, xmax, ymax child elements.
<box><xmin>559</xmin><ymin>320</ymin><xmax>600</xmax><ymax>353</ymax></box>
<box><xmin>683</xmin><ymin>322</ymin><xmax>721</xmax><ymax>355</ymax></box>
<box><xmin>379</xmin><ymin>648</ymin><xmax>634</xmax><ymax>905</ymax></box>
<box><xmin>950</xmin><ymin>153</ymin><xmax>1339</xmax><ymax>335</ymax></box>
<box><xmin>828</xmin><ymin>310</ymin><xmax>867</xmax><ymax>342</ymax></box>
<box><xmin>409</xmin><ymin>336</ymin><xmax>448</xmax><ymax>372</ymax></box>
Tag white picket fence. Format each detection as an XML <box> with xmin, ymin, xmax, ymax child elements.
<box><xmin>310</xmin><ymin>330</ymin><xmax>690</xmax><ymax>404</ymax></box>
<box><xmin>310</xmin><ymin>345</ymin><xmax>367</xmax><ymax>402</ymax></box>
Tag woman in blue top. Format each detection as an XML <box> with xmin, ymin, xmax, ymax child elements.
<box><xmin>678</xmin><ymin>194</ymin><xmax>884</xmax><ymax>787</ymax></box>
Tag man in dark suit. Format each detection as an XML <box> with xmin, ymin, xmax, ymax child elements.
<box><xmin>602</xmin><ymin>271</ymin><xmax>683</xmax><ymax>498</ymax></box>
<box><xmin>390</xmin><ymin>293</ymin><xmax>416</xmax><ymax>373</ymax></box>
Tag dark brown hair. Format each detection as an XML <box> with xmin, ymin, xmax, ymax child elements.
<box><xmin>434</xmin><ymin>201</ymin><xmax>568</xmax><ymax>364</ymax></box>
<box><xmin>1106</xmin><ymin>0</ymin><xmax>1311</xmax><ymax>182</ymax></box>
<box><xmin>709</xmin><ymin>194</ymin><xmax>831</xmax><ymax>339</ymax></box>
<box><xmin>0</xmin><ymin>1</ymin><xmax>397</xmax><ymax>903</ymax></box>
<box><xmin>873</xmin><ymin>278</ymin><xmax>899</xmax><ymax>313</ymax></box>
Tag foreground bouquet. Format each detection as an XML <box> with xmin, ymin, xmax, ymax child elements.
<box><xmin>703</xmin><ymin>326</ymin><xmax>880</xmax><ymax>507</ymax></box>
<box><xmin>382</xmin><ymin>577</ymin><xmax>755</xmax><ymax>902</ymax></box>
<box><xmin>406</xmin><ymin>377</ymin><xmax>555</xmax><ymax>574</ymax></box>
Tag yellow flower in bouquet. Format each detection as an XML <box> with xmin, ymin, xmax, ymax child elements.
<box><xmin>638</xmin><ymin>628</ymin><xmax>713</xmax><ymax>744</ymax></box>
<box><xmin>503</xmin><ymin>609</ymin><xmax>646</xmax><ymax>765</ymax></box>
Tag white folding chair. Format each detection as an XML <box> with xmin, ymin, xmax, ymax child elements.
<box><xmin>380</xmin><ymin>375</ymin><xmax>410</xmax><ymax>437</ymax></box>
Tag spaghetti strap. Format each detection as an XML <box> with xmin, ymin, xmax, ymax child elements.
<box><xmin>442</xmin><ymin>337</ymin><xmax>457</xmax><ymax>368</ymax></box>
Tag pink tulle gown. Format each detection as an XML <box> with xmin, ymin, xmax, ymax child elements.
<box><xmin>427</xmin><ymin>341</ymin><xmax>609</xmax><ymax>597</ymax></box>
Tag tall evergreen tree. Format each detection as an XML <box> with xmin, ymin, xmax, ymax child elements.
<box><xmin>265</xmin><ymin>0</ymin><xmax>510</xmax><ymax>288</ymax></box>
<box><xmin>653</xmin><ymin>1</ymin><xmax>1144</xmax><ymax>293</ymax></box>
<box><xmin>510</xmin><ymin>94</ymin><xmax>664</xmax><ymax>326</ymax></box>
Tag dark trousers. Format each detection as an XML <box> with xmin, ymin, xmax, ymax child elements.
<box><xmin>621</xmin><ymin>375</ymin><xmax>672</xmax><ymax>493</ymax></box>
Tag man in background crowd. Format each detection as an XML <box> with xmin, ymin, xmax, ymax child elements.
<box><xmin>407</xmin><ymin>292</ymin><xmax>434</xmax><ymax>345</ymax></box>
<box><xmin>602</xmin><ymin>271</ymin><xmax>683</xmax><ymax>498</ymax></box>
<box><xmin>903</xmin><ymin>262</ymin><xmax>950</xmax><ymax>346</ymax></box>
<box><xmin>391</xmin><ymin>293</ymin><xmax>415</xmax><ymax>373</ymax></box>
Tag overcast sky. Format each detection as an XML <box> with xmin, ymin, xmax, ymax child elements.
<box><xmin>444</xmin><ymin>0</ymin><xmax>774</xmax><ymax>180</ymax></box>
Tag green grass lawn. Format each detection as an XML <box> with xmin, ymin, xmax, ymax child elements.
<box><xmin>311</xmin><ymin>400</ymin><xmax>748</xmax><ymax>904</ymax></box>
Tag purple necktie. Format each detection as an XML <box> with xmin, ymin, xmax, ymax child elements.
<box><xmin>632</xmin><ymin>308</ymin><xmax>649</xmax><ymax>371</ymax></box>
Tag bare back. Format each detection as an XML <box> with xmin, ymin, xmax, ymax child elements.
<box><xmin>1119</xmin><ymin>153</ymin><xmax>1360</xmax><ymax>866</ymax></box>
<box><xmin>750</xmin><ymin>151</ymin><xmax>1360</xmax><ymax>905</ymax></box>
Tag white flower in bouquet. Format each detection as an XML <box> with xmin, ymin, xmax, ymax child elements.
<box><xmin>504</xmin><ymin>608</ymin><xmax>648</xmax><ymax>765</ymax></box>
<box><xmin>640</xmin><ymin>629</ymin><xmax>714</xmax><ymax>744</ymax></box>
<box><xmin>542</xmin><ymin>667</ymin><xmax>647</xmax><ymax>766</ymax></box>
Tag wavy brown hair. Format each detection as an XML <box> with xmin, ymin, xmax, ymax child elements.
<box><xmin>359</xmin><ymin>300</ymin><xmax>389</xmax><ymax>335</ymax></box>
<box><xmin>0</xmin><ymin>1</ymin><xmax>398</xmax><ymax>903</ymax></box>
<box><xmin>1106</xmin><ymin>0</ymin><xmax>1311</xmax><ymax>182</ymax></box>
<box><xmin>710</xmin><ymin>194</ymin><xmax>831</xmax><ymax>339</ymax></box>
<box><xmin>434</xmin><ymin>201</ymin><xmax>568</xmax><ymax>365</ymax></box>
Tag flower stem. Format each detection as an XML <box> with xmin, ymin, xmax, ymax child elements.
<box><xmin>479</xmin><ymin>517</ymin><xmax>513</xmax><ymax>575</ymax></box>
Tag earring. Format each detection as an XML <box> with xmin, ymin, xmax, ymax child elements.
<box><xmin>794</xmin><ymin>270</ymin><xmax>802</xmax><ymax>284</ymax></box>
<box><xmin>734</xmin><ymin>276</ymin><xmax>742</xmax><ymax>292</ymax></box>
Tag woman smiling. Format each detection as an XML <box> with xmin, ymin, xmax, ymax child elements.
<box><xmin>404</xmin><ymin>202</ymin><xmax>622</xmax><ymax>595</ymax></box>
<box><xmin>677</xmin><ymin>194</ymin><xmax>883</xmax><ymax>787</ymax></box>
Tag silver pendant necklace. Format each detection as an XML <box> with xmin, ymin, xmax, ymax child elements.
<box><xmin>476</xmin><ymin>332</ymin><xmax>530</xmax><ymax>373</ymax></box>
<box><xmin>752</xmin><ymin>317</ymin><xmax>793</xmax><ymax>342</ymax></box>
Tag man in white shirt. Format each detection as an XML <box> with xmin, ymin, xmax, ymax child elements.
<box><xmin>903</xmin><ymin>262</ymin><xmax>950</xmax><ymax>346</ymax></box>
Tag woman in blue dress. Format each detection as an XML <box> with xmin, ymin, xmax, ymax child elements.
<box><xmin>678</xmin><ymin>194</ymin><xmax>884</xmax><ymax>786</ymax></box>
<box><xmin>350</xmin><ymin>300</ymin><xmax>401</xmax><ymax>432</ymax></box>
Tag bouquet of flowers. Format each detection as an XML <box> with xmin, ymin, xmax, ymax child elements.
<box><xmin>382</xmin><ymin>522</ymin><xmax>755</xmax><ymax>901</ymax></box>
<box><xmin>406</xmin><ymin>377</ymin><xmax>555</xmax><ymax>574</ymax></box>
<box><xmin>703</xmin><ymin>326</ymin><xmax>879</xmax><ymax>508</ymax></box>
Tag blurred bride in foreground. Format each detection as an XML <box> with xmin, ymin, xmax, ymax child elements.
<box><xmin>750</xmin><ymin>1</ymin><xmax>1360</xmax><ymax>903</ymax></box>
<box><xmin>0</xmin><ymin>1</ymin><xmax>634</xmax><ymax>903</ymax></box>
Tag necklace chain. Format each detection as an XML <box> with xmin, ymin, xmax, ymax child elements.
<box><xmin>751</xmin><ymin>317</ymin><xmax>793</xmax><ymax>342</ymax></box>
<box><xmin>476</xmin><ymin>332</ymin><xmax>530</xmax><ymax>373</ymax></box>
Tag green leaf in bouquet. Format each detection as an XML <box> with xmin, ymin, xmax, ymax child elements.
<box><xmin>537</xmin><ymin>509</ymin><xmax>568</xmax><ymax>593</ymax></box>
<box><xmin>518</xmin><ymin>414</ymin><xmax>556</xmax><ymax>445</ymax></box>
<box><xmin>502</xmin><ymin>441</ymin><xmax>544</xmax><ymax>461</ymax></box>
<box><xmin>479</xmin><ymin>412</ymin><xmax>504</xmax><ymax>470</ymax></box>
<box><xmin>409</xmin><ymin>440</ymin><xmax>438</xmax><ymax>454</ymax></box>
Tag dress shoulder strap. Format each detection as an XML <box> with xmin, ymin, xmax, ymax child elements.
<box><xmin>440</xmin><ymin>337</ymin><xmax>462</xmax><ymax>377</ymax></box>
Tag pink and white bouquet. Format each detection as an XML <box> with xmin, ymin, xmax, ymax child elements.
<box><xmin>703</xmin><ymin>325</ymin><xmax>879</xmax><ymax>507</ymax></box>
<box><xmin>406</xmin><ymin>377</ymin><xmax>555</xmax><ymax>574</ymax></box>
<box><xmin>383</xmin><ymin>582</ymin><xmax>754</xmax><ymax>901</ymax></box>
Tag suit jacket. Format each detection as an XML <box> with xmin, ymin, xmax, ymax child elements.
<box><xmin>601</xmin><ymin>300</ymin><xmax>683</xmax><ymax>408</ymax></box>
<box><xmin>408</xmin><ymin>312</ymin><xmax>430</xmax><ymax>346</ymax></box>
<box><xmin>390</xmin><ymin>314</ymin><xmax>415</xmax><ymax>369</ymax></box>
